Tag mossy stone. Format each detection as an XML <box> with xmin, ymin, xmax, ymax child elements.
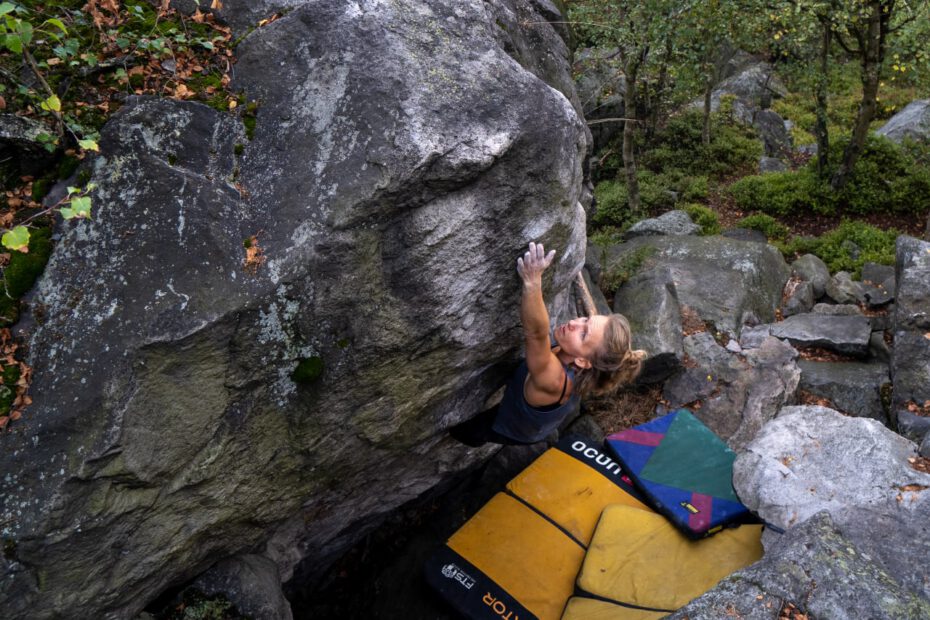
<box><xmin>292</xmin><ymin>356</ymin><xmax>324</xmax><ymax>384</ymax></box>
<box><xmin>5</xmin><ymin>226</ymin><xmax>54</xmax><ymax>299</ymax></box>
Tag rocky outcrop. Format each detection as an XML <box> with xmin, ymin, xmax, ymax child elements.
<box><xmin>663</xmin><ymin>334</ymin><xmax>800</xmax><ymax>451</ymax></box>
<box><xmin>607</xmin><ymin>233</ymin><xmax>791</xmax><ymax>339</ymax></box>
<box><xmin>0</xmin><ymin>1</ymin><xmax>588</xmax><ymax>618</ymax></box>
<box><xmin>876</xmin><ymin>99</ymin><xmax>930</xmax><ymax>143</ymax></box>
<box><xmin>891</xmin><ymin>236</ymin><xmax>930</xmax><ymax>442</ymax></box>
<box><xmin>733</xmin><ymin>405</ymin><xmax>930</xmax><ymax>604</ymax></box>
<box><xmin>668</xmin><ymin>511</ymin><xmax>930</xmax><ymax>620</ymax></box>
<box><xmin>798</xmin><ymin>360</ymin><xmax>890</xmax><ymax>423</ymax></box>
<box><xmin>623</xmin><ymin>210</ymin><xmax>701</xmax><ymax>239</ymax></box>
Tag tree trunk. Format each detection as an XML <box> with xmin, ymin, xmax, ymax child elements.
<box><xmin>815</xmin><ymin>20</ymin><xmax>831</xmax><ymax>179</ymax></box>
<box><xmin>646</xmin><ymin>36</ymin><xmax>674</xmax><ymax>142</ymax></box>
<box><xmin>702</xmin><ymin>78</ymin><xmax>713</xmax><ymax>146</ymax></box>
<box><xmin>831</xmin><ymin>1</ymin><xmax>887</xmax><ymax>190</ymax></box>
<box><xmin>622</xmin><ymin>66</ymin><xmax>640</xmax><ymax>213</ymax></box>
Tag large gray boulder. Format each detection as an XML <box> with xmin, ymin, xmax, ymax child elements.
<box><xmin>612</xmin><ymin>266</ymin><xmax>683</xmax><ymax>383</ymax></box>
<box><xmin>606</xmin><ymin>235</ymin><xmax>790</xmax><ymax>338</ymax></box>
<box><xmin>668</xmin><ymin>511</ymin><xmax>930</xmax><ymax>620</ymax></box>
<box><xmin>891</xmin><ymin>236</ymin><xmax>930</xmax><ymax>442</ymax></box>
<box><xmin>0</xmin><ymin>1</ymin><xmax>588</xmax><ymax>618</ymax></box>
<box><xmin>734</xmin><ymin>405</ymin><xmax>930</xmax><ymax>602</ymax></box>
<box><xmin>623</xmin><ymin>210</ymin><xmax>700</xmax><ymax>240</ymax></box>
<box><xmin>876</xmin><ymin>99</ymin><xmax>930</xmax><ymax>143</ymax></box>
<box><xmin>690</xmin><ymin>62</ymin><xmax>788</xmax><ymax>125</ymax></box>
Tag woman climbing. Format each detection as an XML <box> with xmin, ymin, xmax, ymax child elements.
<box><xmin>451</xmin><ymin>241</ymin><xmax>647</xmax><ymax>446</ymax></box>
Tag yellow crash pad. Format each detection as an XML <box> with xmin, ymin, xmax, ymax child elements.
<box><xmin>577</xmin><ymin>504</ymin><xmax>764</xmax><ymax>611</ymax></box>
<box><xmin>447</xmin><ymin>492</ymin><xmax>586</xmax><ymax>620</ymax></box>
<box><xmin>507</xmin><ymin>445</ymin><xmax>652</xmax><ymax>545</ymax></box>
<box><xmin>561</xmin><ymin>597</ymin><xmax>668</xmax><ymax>620</ymax></box>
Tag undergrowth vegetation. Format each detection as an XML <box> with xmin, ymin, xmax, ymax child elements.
<box><xmin>587</xmin><ymin>59</ymin><xmax>930</xmax><ymax>281</ymax></box>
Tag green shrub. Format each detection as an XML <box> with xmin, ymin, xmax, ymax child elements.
<box><xmin>728</xmin><ymin>168</ymin><xmax>831</xmax><ymax>216</ymax></box>
<box><xmin>829</xmin><ymin>134</ymin><xmax>930</xmax><ymax>214</ymax></box>
<box><xmin>682</xmin><ymin>203</ymin><xmax>721</xmax><ymax>236</ymax></box>
<box><xmin>591</xmin><ymin>180</ymin><xmax>630</xmax><ymax>227</ymax></box>
<box><xmin>680</xmin><ymin>175</ymin><xmax>709</xmax><ymax>202</ymax></box>
<box><xmin>735</xmin><ymin>213</ymin><xmax>790</xmax><ymax>241</ymax></box>
<box><xmin>642</xmin><ymin>109</ymin><xmax>762</xmax><ymax>178</ymax></box>
<box><xmin>782</xmin><ymin>220</ymin><xmax>898</xmax><ymax>276</ymax></box>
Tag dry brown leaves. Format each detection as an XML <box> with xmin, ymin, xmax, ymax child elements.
<box><xmin>584</xmin><ymin>384</ymin><xmax>663</xmax><ymax>435</ymax></box>
<box><xmin>243</xmin><ymin>234</ymin><xmax>266</xmax><ymax>274</ymax></box>
<box><xmin>896</xmin><ymin>482</ymin><xmax>928</xmax><ymax>504</ymax></box>
<box><xmin>795</xmin><ymin>346</ymin><xmax>859</xmax><ymax>363</ymax></box>
<box><xmin>908</xmin><ymin>456</ymin><xmax>930</xmax><ymax>475</ymax></box>
<box><xmin>778</xmin><ymin>602</ymin><xmax>809</xmax><ymax>620</ymax></box>
<box><xmin>0</xmin><ymin>329</ymin><xmax>34</xmax><ymax>432</ymax></box>
<box><xmin>798</xmin><ymin>389</ymin><xmax>837</xmax><ymax>410</ymax></box>
<box><xmin>680</xmin><ymin>304</ymin><xmax>706</xmax><ymax>336</ymax></box>
<box><xmin>905</xmin><ymin>400</ymin><xmax>930</xmax><ymax>417</ymax></box>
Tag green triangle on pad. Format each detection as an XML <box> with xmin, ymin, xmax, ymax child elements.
<box><xmin>637</xmin><ymin>410</ymin><xmax>739</xmax><ymax>503</ymax></box>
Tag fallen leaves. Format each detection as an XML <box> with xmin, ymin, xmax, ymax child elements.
<box><xmin>243</xmin><ymin>234</ymin><xmax>266</xmax><ymax>274</ymax></box>
<box><xmin>778</xmin><ymin>602</ymin><xmax>809</xmax><ymax>620</ymax></box>
<box><xmin>0</xmin><ymin>328</ymin><xmax>33</xmax><ymax>432</ymax></box>
<box><xmin>908</xmin><ymin>456</ymin><xmax>930</xmax><ymax>475</ymax></box>
<box><xmin>905</xmin><ymin>400</ymin><xmax>930</xmax><ymax>417</ymax></box>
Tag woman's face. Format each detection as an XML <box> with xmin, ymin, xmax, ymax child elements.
<box><xmin>554</xmin><ymin>315</ymin><xmax>608</xmax><ymax>366</ymax></box>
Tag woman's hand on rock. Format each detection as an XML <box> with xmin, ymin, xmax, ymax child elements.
<box><xmin>517</xmin><ymin>241</ymin><xmax>555</xmax><ymax>287</ymax></box>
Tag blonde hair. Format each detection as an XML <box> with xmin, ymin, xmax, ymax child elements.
<box><xmin>573</xmin><ymin>314</ymin><xmax>646</xmax><ymax>397</ymax></box>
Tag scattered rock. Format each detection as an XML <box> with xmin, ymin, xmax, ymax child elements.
<box><xmin>891</xmin><ymin>236</ymin><xmax>930</xmax><ymax>440</ymax></box>
<box><xmin>863</xmin><ymin>262</ymin><xmax>896</xmax><ymax>287</ymax></box>
<box><xmin>769</xmin><ymin>313</ymin><xmax>872</xmax><ymax>356</ymax></box>
<box><xmin>876</xmin><ymin>99</ymin><xmax>930</xmax><ymax>143</ymax></box>
<box><xmin>791</xmin><ymin>254</ymin><xmax>830</xmax><ymax>300</ymax></box>
<box><xmin>622</xmin><ymin>210</ymin><xmax>701</xmax><ymax>239</ymax></box>
<box><xmin>798</xmin><ymin>360</ymin><xmax>890</xmax><ymax>423</ymax></box>
<box><xmin>812</xmin><ymin>302</ymin><xmax>861</xmax><ymax>315</ymax></box>
<box><xmin>781</xmin><ymin>279</ymin><xmax>813</xmax><ymax>317</ymax></box>
<box><xmin>675</xmin><ymin>335</ymin><xmax>799</xmax><ymax>452</ymax></box>
<box><xmin>869</xmin><ymin>331</ymin><xmax>891</xmax><ymax>363</ymax></box>
<box><xmin>753</xmin><ymin>109</ymin><xmax>792</xmax><ymax>158</ymax></box>
<box><xmin>825</xmin><ymin>271</ymin><xmax>865</xmax><ymax>304</ymax></box>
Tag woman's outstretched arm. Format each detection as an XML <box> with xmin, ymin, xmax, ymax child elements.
<box><xmin>517</xmin><ymin>242</ymin><xmax>567</xmax><ymax>404</ymax></box>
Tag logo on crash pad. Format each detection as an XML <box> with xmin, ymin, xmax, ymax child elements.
<box><xmin>442</xmin><ymin>563</ymin><xmax>476</xmax><ymax>590</ymax></box>
<box><xmin>680</xmin><ymin>501</ymin><xmax>700</xmax><ymax>514</ymax></box>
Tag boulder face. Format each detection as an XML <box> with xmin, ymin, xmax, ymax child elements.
<box><xmin>876</xmin><ymin>99</ymin><xmax>930</xmax><ymax>143</ymax></box>
<box><xmin>606</xmin><ymin>234</ymin><xmax>791</xmax><ymax>337</ymax></box>
<box><xmin>0</xmin><ymin>1</ymin><xmax>588</xmax><ymax>618</ymax></box>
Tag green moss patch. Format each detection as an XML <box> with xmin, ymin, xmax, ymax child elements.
<box><xmin>292</xmin><ymin>356</ymin><xmax>324</xmax><ymax>384</ymax></box>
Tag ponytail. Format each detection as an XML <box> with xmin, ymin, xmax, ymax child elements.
<box><xmin>572</xmin><ymin>314</ymin><xmax>646</xmax><ymax>397</ymax></box>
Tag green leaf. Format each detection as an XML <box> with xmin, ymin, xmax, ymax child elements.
<box><xmin>2</xmin><ymin>226</ymin><xmax>30</xmax><ymax>252</ymax></box>
<box><xmin>78</xmin><ymin>138</ymin><xmax>99</xmax><ymax>152</ymax></box>
<box><xmin>66</xmin><ymin>186</ymin><xmax>79</xmax><ymax>195</ymax></box>
<box><xmin>43</xmin><ymin>17</ymin><xmax>67</xmax><ymax>35</ymax></box>
<box><xmin>4</xmin><ymin>33</ymin><xmax>22</xmax><ymax>54</ymax></box>
<box><xmin>40</xmin><ymin>94</ymin><xmax>61</xmax><ymax>112</ymax></box>
<box><xmin>67</xmin><ymin>196</ymin><xmax>92</xmax><ymax>219</ymax></box>
<box><xmin>0</xmin><ymin>3</ymin><xmax>15</xmax><ymax>17</ymax></box>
